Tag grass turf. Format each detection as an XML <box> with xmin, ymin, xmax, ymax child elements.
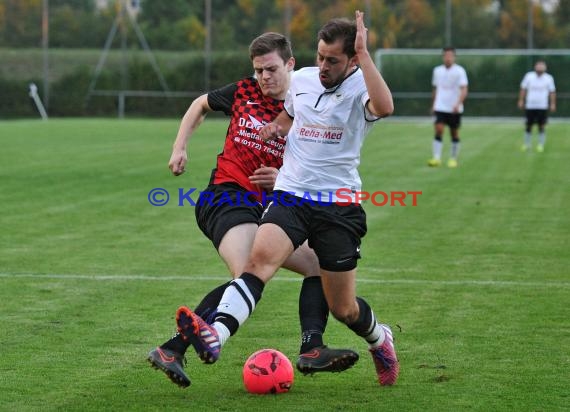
<box><xmin>0</xmin><ymin>118</ymin><xmax>568</xmax><ymax>411</ymax></box>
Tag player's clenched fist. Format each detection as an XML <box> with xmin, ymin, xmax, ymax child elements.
<box><xmin>259</xmin><ymin>122</ymin><xmax>283</xmax><ymax>141</ymax></box>
<box><xmin>169</xmin><ymin>148</ymin><xmax>187</xmax><ymax>176</ymax></box>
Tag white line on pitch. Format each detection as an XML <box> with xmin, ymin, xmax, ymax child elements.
<box><xmin>0</xmin><ymin>272</ymin><xmax>568</xmax><ymax>288</ymax></box>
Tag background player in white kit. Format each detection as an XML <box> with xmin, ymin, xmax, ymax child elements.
<box><xmin>518</xmin><ymin>60</ymin><xmax>556</xmax><ymax>153</ymax></box>
<box><xmin>428</xmin><ymin>47</ymin><xmax>468</xmax><ymax>168</ymax></box>
<box><xmin>175</xmin><ymin>10</ymin><xmax>401</xmax><ymax>387</ymax></box>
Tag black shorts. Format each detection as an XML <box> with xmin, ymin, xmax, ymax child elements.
<box><xmin>434</xmin><ymin>111</ymin><xmax>462</xmax><ymax>129</ymax></box>
<box><xmin>525</xmin><ymin>109</ymin><xmax>548</xmax><ymax>126</ymax></box>
<box><xmin>260</xmin><ymin>191</ymin><xmax>367</xmax><ymax>272</ymax></box>
<box><xmin>195</xmin><ymin>183</ymin><xmax>264</xmax><ymax>249</ymax></box>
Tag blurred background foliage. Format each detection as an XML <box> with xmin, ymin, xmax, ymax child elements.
<box><xmin>1</xmin><ymin>0</ymin><xmax>568</xmax><ymax>118</ymax></box>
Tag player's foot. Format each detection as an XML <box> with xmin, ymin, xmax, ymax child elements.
<box><xmin>369</xmin><ymin>324</ymin><xmax>399</xmax><ymax>386</ymax></box>
<box><xmin>427</xmin><ymin>158</ymin><xmax>441</xmax><ymax>167</ymax></box>
<box><xmin>520</xmin><ymin>144</ymin><xmax>529</xmax><ymax>152</ymax></box>
<box><xmin>536</xmin><ymin>144</ymin><xmax>544</xmax><ymax>153</ymax></box>
<box><xmin>147</xmin><ymin>347</ymin><xmax>191</xmax><ymax>388</ymax></box>
<box><xmin>447</xmin><ymin>158</ymin><xmax>458</xmax><ymax>168</ymax></box>
<box><xmin>176</xmin><ymin>306</ymin><xmax>220</xmax><ymax>364</ymax></box>
<box><xmin>296</xmin><ymin>346</ymin><xmax>359</xmax><ymax>375</ymax></box>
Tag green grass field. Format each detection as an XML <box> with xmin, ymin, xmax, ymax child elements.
<box><xmin>1</xmin><ymin>118</ymin><xmax>568</xmax><ymax>411</ymax></box>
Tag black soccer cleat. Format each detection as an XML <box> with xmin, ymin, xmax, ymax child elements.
<box><xmin>296</xmin><ymin>345</ymin><xmax>359</xmax><ymax>375</ymax></box>
<box><xmin>147</xmin><ymin>347</ymin><xmax>191</xmax><ymax>388</ymax></box>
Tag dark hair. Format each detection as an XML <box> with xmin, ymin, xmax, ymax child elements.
<box><xmin>443</xmin><ymin>46</ymin><xmax>456</xmax><ymax>54</ymax></box>
<box><xmin>249</xmin><ymin>32</ymin><xmax>293</xmax><ymax>63</ymax></box>
<box><xmin>317</xmin><ymin>18</ymin><xmax>357</xmax><ymax>58</ymax></box>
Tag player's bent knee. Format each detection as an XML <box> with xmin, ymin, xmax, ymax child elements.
<box><xmin>244</xmin><ymin>258</ymin><xmax>281</xmax><ymax>283</ymax></box>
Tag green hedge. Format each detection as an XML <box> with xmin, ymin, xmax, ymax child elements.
<box><xmin>1</xmin><ymin>49</ymin><xmax>567</xmax><ymax>118</ymax></box>
<box><xmin>1</xmin><ymin>49</ymin><xmax>321</xmax><ymax>118</ymax></box>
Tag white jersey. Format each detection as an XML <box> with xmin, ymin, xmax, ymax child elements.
<box><xmin>432</xmin><ymin>64</ymin><xmax>468</xmax><ymax>113</ymax></box>
<box><xmin>520</xmin><ymin>71</ymin><xmax>555</xmax><ymax>110</ymax></box>
<box><xmin>275</xmin><ymin>66</ymin><xmax>380</xmax><ymax>202</ymax></box>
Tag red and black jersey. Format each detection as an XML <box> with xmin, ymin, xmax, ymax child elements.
<box><xmin>207</xmin><ymin>77</ymin><xmax>287</xmax><ymax>201</ymax></box>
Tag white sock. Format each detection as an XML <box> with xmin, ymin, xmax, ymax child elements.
<box><xmin>217</xmin><ymin>278</ymin><xmax>257</xmax><ymax>325</ymax></box>
<box><xmin>213</xmin><ymin>322</ymin><xmax>231</xmax><ymax>347</ymax></box>
<box><xmin>361</xmin><ymin>309</ymin><xmax>386</xmax><ymax>349</ymax></box>
<box><xmin>451</xmin><ymin>142</ymin><xmax>460</xmax><ymax>159</ymax></box>
<box><xmin>433</xmin><ymin>139</ymin><xmax>443</xmax><ymax>160</ymax></box>
<box><xmin>524</xmin><ymin>132</ymin><xmax>532</xmax><ymax>146</ymax></box>
<box><xmin>539</xmin><ymin>132</ymin><xmax>546</xmax><ymax>146</ymax></box>
<box><xmin>366</xmin><ymin>322</ymin><xmax>386</xmax><ymax>349</ymax></box>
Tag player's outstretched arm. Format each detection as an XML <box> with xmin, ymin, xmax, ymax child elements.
<box><xmin>354</xmin><ymin>10</ymin><xmax>393</xmax><ymax>118</ymax></box>
<box><xmin>169</xmin><ymin>94</ymin><xmax>212</xmax><ymax>176</ymax></box>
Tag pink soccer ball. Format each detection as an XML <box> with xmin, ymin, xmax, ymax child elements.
<box><xmin>243</xmin><ymin>349</ymin><xmax>294</xmax><ymax>394</ymax></box>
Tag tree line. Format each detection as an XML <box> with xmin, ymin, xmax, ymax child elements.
<box><xmin>1</xmin><ymin>0</ymin><xmax>569</xmax><ymax>51</ymax></box>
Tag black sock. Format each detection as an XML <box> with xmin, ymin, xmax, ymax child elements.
<box><xmin>240</xmin><ymin>272</ymin><xmax>265</xmax><ymax>298</ymax></box>
<box><xmin>194</xmin><ymin>281</ymin><xmax>231</xmax><ymax>323</ymax></box>
<box><xmin>347</xmin><ymin>297</ymin><xmax>376</xmax><ymax>337</ymax></box>
<box><xmin>160</xmin><ymin>332</ymin><xmax>190</xmax><ymax>355</ymax></box>
<box><xmin>299</xmin><ymin>277</ymin><xmax>329</xmax><ymax>353</ymax></box>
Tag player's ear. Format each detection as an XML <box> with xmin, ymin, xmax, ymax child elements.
<box><xmin>287</xmin><ymin>57</ymin><xmax>295</xmax><ymax>71</ymax></box>
<box><xmin>349</xmin><ymin>55</ymin><xmax>359</xmax><ymax>68</ymax></box>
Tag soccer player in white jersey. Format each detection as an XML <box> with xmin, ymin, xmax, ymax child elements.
<box><xmin>518</xmin><ymin>60</ymin><xmax>556</xmax><ymax>152</ymax></box>
<box><xmin>428</xmin><ymin>47</ymin><xmax>468</xmax><ymax>168</ymax></box>
<box><xmin>175</xmin><ymin>11</ymin><xmax>400</xmax><ymax>386</ymax></box>
<box><xmin>147</xmin><ymin>33</ymin><xmax>359</xmax><ymax>389</ymax></box>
